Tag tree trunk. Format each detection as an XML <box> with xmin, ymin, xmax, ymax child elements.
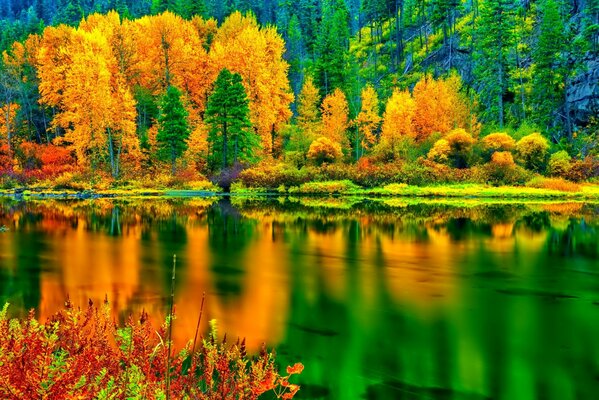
<box><xmin>4</xmin><ymin>103</ymin><xmax>11</xmax><ymax>154</ymax></box>
<box><xmin>107</xmin><ymin>127</ymin><xmax>117</xmax><ymax>179</ymax></box>
<box><xmin>171</xmin><ymin>143</ymin><xmax>176</xmax><ymax>175</ymax></box>
<box><xmin>222</xmin><ymin>119</ymin><xmax>228</xmax><ymax>170</ymax></box>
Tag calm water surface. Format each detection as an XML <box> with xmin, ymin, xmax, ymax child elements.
<box><xmin>0</xmin><ymin>197</ymin><xmax>598</xmax><ymax>399</ymax></box>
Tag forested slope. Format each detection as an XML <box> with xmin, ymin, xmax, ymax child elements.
<box><xmin>0</xmin><ymin>0</ymin><xmax>597</xmax><ymax>190</ymax></box>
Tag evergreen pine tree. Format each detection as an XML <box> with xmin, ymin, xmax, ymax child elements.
<box><xmin>473</xmin><ymin>0</ymin><xmax>516</xmax><ymax>128</ymax></box>
<box><xmin>157</xmin><ymin>85</ymin><xmax>190</xmax><ymax>175</ymax></box>
<box><xmin>183</xmin><ymin>0</ymin><xmax>207</xmax><ymax>18</ymax></box>
<box><xmin>206</xmin><ymin>69</ymin><xmax>259</xmax><ymax>170</ymax></box>
<box><xmin>532</xmin><ymin>0</ymin><xmax>565</xmax><ymax>132</ymax></box>
<box><xmin>153</xmin><ymin>0</ymin><xmax>178</xmax><ymax>14</ymax></box>
<box><xmin>315</xmin><ymin>0</ymin><xmax>350</xmax><ymax>95</ymax></box>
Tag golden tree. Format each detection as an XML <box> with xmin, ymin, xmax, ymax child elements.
<box><xmin>210</xmin><ymin>12</ymin><xmax>293</xmax><ymax>157</ymax></box>
<box><xmin>320</xmin><ymin>88</ymin><xmax>350</xmax><ymax>153</ymax></box>
<box><xmin>354</xmin><ymin>85</ymin><xmax>381</xmax><ymax>160</ymax></box>
<box><xmin>378</xmin><ymin>89</ymin><xmax>416</xmax><ymax>159</ymax></box>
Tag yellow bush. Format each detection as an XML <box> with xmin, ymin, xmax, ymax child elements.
<box><xmin>516</xmin><ymin>133</ymin><xmax>550</xmax><ymax>172</ymax></box>
<box><xmin>307</xmin><ymin>137</ymin><xmax>343</xmax><ymax>165</ymax></box>
<box><xmin>547</xmin><ymin>150</ymin><xmax>572</xmax><ymax>177</ymax></box>
<box><xmin>427</xmin><ymin>139</ymin><xmax>450</xmax><ymax>164</ymax></box>
<box><xmin>481</xmin><ymin>132</ymin><xmax>516</xmax><ymax>160</ymax></box>
<box><xmin>491</xmin><ymin>151</ymin><xmax>515</xmax><ymax>167</ymax></box>
<box><xmin>429</xmin><ymin>128</ymin><xmax>476</xmax><ymax>168</ymax></box>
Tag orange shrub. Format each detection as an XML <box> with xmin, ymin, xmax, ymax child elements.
<box><xmin>18</xmin><ymin>142</ymin><xmax>43</xmax><ymax>170</ymax></box>
<box><xmin>0</xmin><ymin>302</ymin><xmax>302</xmax><ymax>399</ymax></box>
<box><xmin>479</xmin><ymin>151</ymin><xmax>530</xmax><ymax>185</ymax></box>
<box><xmin>40</xmin><ymin>144</ymin><xmax>76</xmax><ymax>178</ymax></box>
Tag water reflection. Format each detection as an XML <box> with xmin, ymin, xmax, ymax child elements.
<box><xmin>0</xmin><ymin>197</ymin><xmax>598</xmax><ymax>399</ymax></box>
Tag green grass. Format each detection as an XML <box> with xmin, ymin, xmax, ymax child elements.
<box><xmin>2</xmin><ymin>182</ymin><xmax>599</xmax><ymax>200</ymax></box>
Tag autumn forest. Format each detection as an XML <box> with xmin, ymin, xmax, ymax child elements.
<box><xmin>0</xmin><ymin>0</ymin><xmax>596</xmax><ymax>193</ymax></box>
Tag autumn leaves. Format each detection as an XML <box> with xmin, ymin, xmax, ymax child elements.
<box><xmin>296</xmin><ymin>72</ymin><xmax>476</xmax><ymax>166</ymax></box>
<box><xmin>26</xmin><ymin>11</ymin><xmax>292</xmax><ymax>180</ymax></box>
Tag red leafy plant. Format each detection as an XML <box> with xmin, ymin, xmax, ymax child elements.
<box><xmin>0</xmin><ymin>299</ymin><xmax>302</xmax><ymax>399</ymax></box>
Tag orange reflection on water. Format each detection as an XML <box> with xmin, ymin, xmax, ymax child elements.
<box><xmin>38</xmin><ymin>216</ymin><xmax>142</xmax><ymax>321</ymax></box>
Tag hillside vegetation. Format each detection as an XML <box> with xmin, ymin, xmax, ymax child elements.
<box><xmin>0</xmin><ymin>0</ymin><xmax>597</xmax><ymax>191</ymax></box>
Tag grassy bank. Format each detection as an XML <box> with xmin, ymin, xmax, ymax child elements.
<box><xmin>1</xmin><ymin>181</ymin><xmax>599</xmax><ymax>200</ymax></box>
<box><xmin>231</xmin><ymin>181</ymin><xmax>599</xmax><ymax>200</ymax></box>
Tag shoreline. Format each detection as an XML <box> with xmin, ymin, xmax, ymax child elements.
<box><xmin>1</xmin><ymin>183</ymin><xmax>599</xmax><ymax>201</ymax></box>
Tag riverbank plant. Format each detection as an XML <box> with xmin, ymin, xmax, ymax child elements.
<box><xmin>0</xmin><ymin>301</ymin><xmax>302</xmax><ymax>399</ymax></box>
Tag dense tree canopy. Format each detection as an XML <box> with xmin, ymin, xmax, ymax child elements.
<box><xmin>0</xmin><ymin>0</ymin><xmax>596</xmax><ymax>188</ymax></box>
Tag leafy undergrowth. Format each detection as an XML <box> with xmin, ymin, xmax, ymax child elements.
<box><xmin>0</xmin><ymin>300</ymin><xmax>302</xmax><ymax>399</ymax></box>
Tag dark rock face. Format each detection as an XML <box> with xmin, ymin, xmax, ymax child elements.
<box><xmin>567</xmin><ymin>56</ymin><xmax>599</xmax><ymax>125</ymax></box>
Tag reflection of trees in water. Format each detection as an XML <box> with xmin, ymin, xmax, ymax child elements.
<box><xmin>207</xmin><ymin>198</ymin><xmax>256</xmax><ymax>299</ymax></box>
<box><xmin>547</xmin><ymin>218</ymin><xmax>598</xmax><ymax>259</ymax></box>
<box><xmin>517</xmin><ymin>211</ymin><xmax>551</xmax><ymax>233</ymax></box>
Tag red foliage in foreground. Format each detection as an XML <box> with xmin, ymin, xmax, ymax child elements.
<box><xmin>0</xmin><ymin>300</ymin><xmax>302</xmax><ymax>399</ymax></box>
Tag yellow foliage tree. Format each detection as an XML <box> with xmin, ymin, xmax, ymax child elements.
<box><xmin>379</xmin><ymin>89</ymin><xmax>416</xmax><ymax>159</ymax></box>
<box><xmin>413</xmin><ymin>74</ymin><xmax>479</xmax><ymax>140</ymax></box>
<box><xmin>132</xmin><ymin>11</ymin><xmax>214</xmax><ymax>111</ymax></box>
<box><xmin>296</xmin><ymin>76</ymin><xmax>321</xmax><ymax>139</ymax></box>
<box><xmin>210</xmin><ymin>12</ymin><xmax>293</xmax><ymax>157</ymax></box>
<box><xmin>354</xmin><ymin>85</ymin><xmax>381</xmax><ymax>160</ymax></box>
<box><xmin>37</xmin><ymin>22</ymin><xmax>139</xmax><ymax>179</ymax></box>
<box><xmin>413</xmin><ymin>74</ymin><xmax>453</xmax><ymax>139</ymax></box>
<box><xmin>320</xmin><ymin>88</ymin><xmax>350</xmax><ymax>154</ymax></box>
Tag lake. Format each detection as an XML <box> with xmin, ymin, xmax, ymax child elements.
<box><xmin>0</xmin><ymin>197</ymin><xmax>598</xmax><ymax>399</ymax></box>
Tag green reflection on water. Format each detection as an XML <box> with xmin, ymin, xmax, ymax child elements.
<box><xmin>0</xmin><ymin>197</ymin><xmax>598</xmax><ymax>399</ymax></box>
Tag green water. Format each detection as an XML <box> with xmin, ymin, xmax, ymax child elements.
<box><xmin>0</xmin><ymin>197</ymin><xmax>598</xmax><ymax>399</ymax></box>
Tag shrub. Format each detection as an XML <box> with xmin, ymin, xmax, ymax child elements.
<box><xmin>478</xmin><ymin>152</ymin><xmax>531</xmax><ymax>185</ymax></box>
<box><xmin>481</xmin><ymin>132</ymin><xmax>516</xmax><ymax>161</ymax></box>
<box><xmin>565</xmin><ymin>156</ymin><xmax>599</xmax><ymax>182</ymax></box>
<box><xmin>351</xmin><ymin>158</ymin><xmax>404</xmax><ymax>187</ymax></box>
<box><xmin>239</xmin><ymin>162</ymin><xmax>312</xmax><ymax>189</ymax></box>
<box><xmin>52</xmin><ymin>171</ymin><xmax>91</xmax><ymax>191</ymax></box>
<box><xmin>516</xmin><ymin>133</ymin><xmax>550</xmax><ymax>172</ymax></box>
<box><xmin>444</xmin><ymin>129</ymin><xmax>476</xmax><ymax>168</ymax></box>
<box><xmin>526</xmin><ymin>177</ymin><xmax>581</xmax><ymax>192</ymax></box>
<box><xmin>427</xmin><ymin>139</ymin><xmax>450</xmax><ymax>164</ymax></box>
<box><xmin>307</xmin><ymin>137</ymin><xmax>343</xmax><ymax>165</ymax></box>
<box><xmin>211</xmin><ymin>163</ymin><xmax>244</xmax><ymax>191</ymax></box>
<box><xmin>491</xmin><ymin>151</ymin><xmax>515</xmax><ymax>167</ymax></box>
<box><xmin>16</xmin><ymin>142</ymin><xmax>42</xmax><ymax>171</ymax></box>
<box><xmin>428</xmin><ymin>129</ymin><xmax>475</xmax><ymax>168</ymax></box>
<box><xmin>0</xmin><ymin>302</ymin><xmax>302</xmax><ymax>399</ymax></box>
<box><xmin>398</xmin><ymin>159</ymin><xmax>439</xmax><ymax>186</ymax></box>
<box><xmin>548</xmin><ymin>150</ymin><xmax>572</xmax><ymax>177</ymax></box>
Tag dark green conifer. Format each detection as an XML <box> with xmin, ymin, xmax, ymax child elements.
<box><xmin>157</xmin><ymin>85</ymin><xmax>190</xmax><ymax>175</ymax></box>
<box><xmin>205</xmin><ymin>68</ymin><xmax>258</xmax><ymax>170</ymax></box>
